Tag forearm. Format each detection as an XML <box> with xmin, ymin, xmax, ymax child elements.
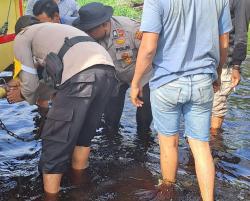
<box><xmin>19</xmin><ymin>71</ymin><xmax>40</xmax><ymax>105</ymax></box>
<box><xmin>132</xmin><ymin>32</ymin><xmax>158</xmax><ymax>86</ymax></box>
<box><xmin>218</xmin><ymin>33</ymin><xmax>229</xmax><ymax>69</ymax></box>
<box><xmin>133</xmin><ymin>49</ymin><xmax>155</xmax><ymax>85</ymax></box>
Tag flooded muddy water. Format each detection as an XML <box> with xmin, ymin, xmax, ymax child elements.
<box><xmin>0</xmin><ymin>58</ymin><xmax>249</xmax><ymax>201</ymax></box>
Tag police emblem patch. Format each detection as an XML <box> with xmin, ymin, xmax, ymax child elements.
<box><xmin>113</xmin><ymin>30</ymin><xmax>118</xmax><ymax>38</ymax></box>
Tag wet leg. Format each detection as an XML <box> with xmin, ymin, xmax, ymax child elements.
<box><xmin>158</xmin><ymin>134</ymin><xmax>179</xmax><ymax>183</ymax></box>
<box><xmin>210</xmin><ymin>116</ymin><xmax>224</xmax><ymax>135</ymax></box>
<box><xmin>43</xmin><ymin>174</ymin><xmax>62</xmax><ymax>194</ymax></box>
<box><xmin>72</xmin><ymin>146</ymin><xmax>90</xmax><ymax>170</ymax></box>
<box><xmin>188</xmin><ymin>138</ymin><xmax>214</xmax><ymax>201</ymax></box>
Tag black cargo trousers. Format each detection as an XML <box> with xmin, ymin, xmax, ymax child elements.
<box><xmin>104</xmin><ymin>82</ymin><xmax>152</xmax><ymax>133</ymax></box>
<box><xmin>39</xmin><ymin>64</ymin><xmax>116</xmax><ymax>174</ymax></box>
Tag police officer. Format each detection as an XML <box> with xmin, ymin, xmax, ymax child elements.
<box><xmin>12</xmin><ymin>15</ymin><xmax>116</xmax><ymax>194</ymax></box>
<box><xmin>73</xmin><ymin>2</ymin><xmax>153</xmax><ymax>133</ymax></box>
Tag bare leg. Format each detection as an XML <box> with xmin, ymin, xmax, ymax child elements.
<box><xmin>188</xmin><ymin>138</ymin><xmax>215</xmax><ymax>201</ymax></box>
<box><xmin>211</xmin><ymin>116</ymin><xmax>224</xmax><ymax>135</ymax></box>
<box><xmin>43</xmin><ymin>174</ymin><xmax>62</xmax><ymax>194</ymax></box>
<box><xmin>72</xmin><ymin>146</ymin><xmax>90</xmax><ymax>170</ymax></box>
<box><xmin>158</xmin><ymin>134</ymin><xmax>179</xmax><ymax>183</ymax></box>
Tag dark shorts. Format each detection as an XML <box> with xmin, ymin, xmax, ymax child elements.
<box><xmin>39</xmin><ymin>64</ymin><xmax>116</xmax><ymax>173</ymax></box>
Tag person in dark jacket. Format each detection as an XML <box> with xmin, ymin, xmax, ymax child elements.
<box><xmin>211</xmin><ymin>0</ymin><xmax>250</xmax><ymax>134</ymax></box>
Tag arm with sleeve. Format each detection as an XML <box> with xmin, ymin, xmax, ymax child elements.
<box><xmin>14</xmin><ymin>35</ymin><xmax>40</xmax><ymax>105</ymax></box>
<box><xmin>58</xmin><ymin>0</ymin><xmax>79</xmax><ymax>25</ymax></box>
<box><xmin>140</xmin><ymin>0</ymin><xmax>163</xmax><ymax>34</ymax></box>
<box><xmin>129</xmin><ymin>20</ymin><xmax>142</xmax><ymax>49</ymax></box>
<box><xmin>70</xmin><ymin>0</ymin><xmax>79</xmax><ymax>17</ymax></box>
<box><xmin>218</xmin><ymin>0</ymin><xmax>233</xmax><ymax>36</ymax></box>
<box><xmin>231</xmin><ymin>0</ymin><xmax>250</xmax><ymax>66</ymax></box>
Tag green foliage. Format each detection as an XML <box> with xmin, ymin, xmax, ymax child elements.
<box><xmin>77</xmin><ymin>0</ymin><xmax>143</xmax><ymax>20</ymax></box>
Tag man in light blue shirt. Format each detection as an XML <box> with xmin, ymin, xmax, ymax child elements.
<box><xmin>131</xmin><ymin>0</ymin><xmax>232</xmax><ymax>200</ymax></box>
<box><xmin>25</xmin><ymin>0</ymin><xmax>78</xmax><ymax>24</ymax></box>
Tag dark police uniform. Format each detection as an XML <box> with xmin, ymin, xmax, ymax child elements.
<box><xmin>99</xmin><ymin>16</ymin><xmax>153</xmax><ymax>133</ymax></box>
<box><xmin>14</xmin><ymin>22</ymin><xmax>116</xmax><ymax>173</ymax></box>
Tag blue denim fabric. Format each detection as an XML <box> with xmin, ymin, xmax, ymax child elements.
<box><xmin>150</xmin><ymin>73</ymin><xmax>214</xmax><ymax>141</ymax></box>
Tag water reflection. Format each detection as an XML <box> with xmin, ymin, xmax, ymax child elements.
<box><xmin>0</xmin><ymin>59</ymin><xmax>250</xmax><ymax>200</ymax></box>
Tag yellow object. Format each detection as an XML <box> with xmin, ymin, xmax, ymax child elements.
<box><xmin>116</xmin><ymin>38</ymin><xmax>125</xmax><ymax>45</ymax></box>
<box><xmin>13</xmin><ymin>57</ymin><xmax>22</xmax><ymax>78</ymax></box>
<box><xmin>0</xmin><ymin>86</ymin><xmax>7</xmax><ymax>98</ymax></box>
<box><xmin>0</xmin><ymin>0</ymin><xmax>23</xmax><ymax>72</ymax></box>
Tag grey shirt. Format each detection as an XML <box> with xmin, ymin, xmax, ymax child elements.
<box><xmin>14</xmin><ymin>23</ymin><xmax>114</xmax><ymax>104</ymax></box>
<box><xmin>98</xmin><ymin>16</ymin><xmax>152</xmax><ymax>86</ymax></box>
<box><xmin>228</xmin><ymin>0</ymin><xmax>250</xmax><ymax>66</ymax></box>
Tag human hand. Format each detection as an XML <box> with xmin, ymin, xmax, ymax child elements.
<box><xmin>231</xmin><ymin>69</ymin><xmax>241</xmax><ymax>88</ymax></box>
<box><xmin>6</xmin><ymin>85</ymin><xmax>24</xmax><ymax>103</ymax></box>
<box><xmin>130</xmin><ymin>83</ymin><xmax>144</xmax><ymax>107</ymax></box>
<box><xmin>213</xmin><ymin>79</ymin><xmax>221</xmax><ymax>93</ymax></box>
<box><xmin>8</xmin><ymin>79</ymin><xmax>20</xmax><ymax>87</ymax></box>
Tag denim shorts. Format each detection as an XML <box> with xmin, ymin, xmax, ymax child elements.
<box><xmin>150</xmin><ymin>73</ymin><xmax>214</xmax><ymax>141</ymax></box>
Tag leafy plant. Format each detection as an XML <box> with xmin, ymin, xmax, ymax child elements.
<box><xmin>77</xmin><ymin>0</ymin><xmax>143</xmax><ymax>19</ymax></box>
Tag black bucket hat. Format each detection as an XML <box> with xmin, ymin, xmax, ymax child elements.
<box><xmin>15</xmin><ymin>15</ymin><xmax>40</xmax><ymax>34</ymax></box>
<box><xmin>73</xmin><ymin>2</ymin><xmax>113</xmax><ymax>31</ymax></box>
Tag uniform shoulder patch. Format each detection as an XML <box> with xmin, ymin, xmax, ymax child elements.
<box><xmin>135</xmin><ymin>30</ymin><xmax>143</xmax><ymax>40</ymax></box>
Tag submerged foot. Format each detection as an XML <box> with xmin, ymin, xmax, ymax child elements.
<box><xmin>136</xmin><ymin>181</ymin><xmax>177</xmax><ymax>201</ymax></box>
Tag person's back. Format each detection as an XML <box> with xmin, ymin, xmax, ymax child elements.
<box><xmin>14</xmin><ymin>22</ymin><xmax>113</xmax><ymax>104</ymax></box>
<box><xmin>15</xmin><ymin>23</ymin><xmax>113</xmax><ymax>83</ymax></box>
<box><xmin>131</xmin><ymin>0</ymin><xmax>232</xmax><ymax>200</ymax></box>
<box><xmin>12</xmin><ymin>16</ymin><xmax>117</xmax><ymax>194</ymax></box>
<box><xmin>141</xmin><ymin>0</ymin><xmax>231</xmax><ymax>89</ymax></box>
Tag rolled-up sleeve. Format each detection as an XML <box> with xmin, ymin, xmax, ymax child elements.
<box><xmin>140</xmin><ymin>0</ymin><xmax>163</xmax><ymax>33</ymax></box>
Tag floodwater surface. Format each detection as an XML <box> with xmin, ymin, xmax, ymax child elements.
<box><xmin>0</xmin><ymin>59</ymin><xmax>249</xmax><ymax>201</ymax></box>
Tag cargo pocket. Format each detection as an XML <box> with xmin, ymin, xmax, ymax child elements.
<box><xmin>67</xmin><ymin>73</ymin><xmax>95</xmax><ymax>97</ymax></box>
<box><xmin>41</xmin><ymin>108</ymin><xmax>73</xmax><ymax>143</ymax></box>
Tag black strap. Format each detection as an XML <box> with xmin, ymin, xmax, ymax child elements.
<box><xmin>58</xmin><ymin>36</ymin><xmax>95</xmax><ymax>60</ymax></box>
